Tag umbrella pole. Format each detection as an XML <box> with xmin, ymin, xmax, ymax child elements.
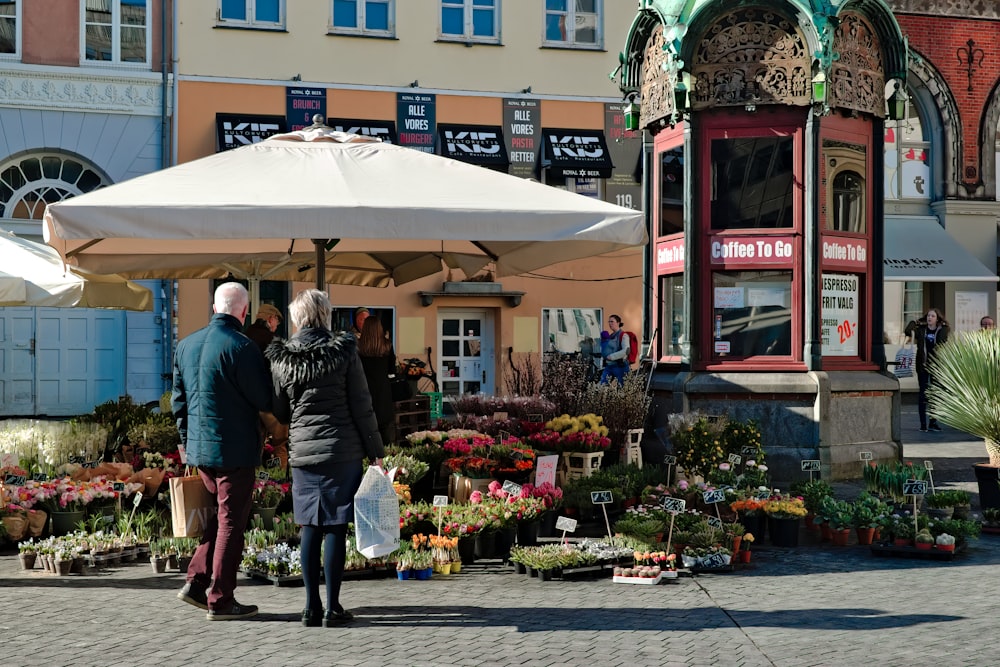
<box><xmin>248</xmin><ymin>277</ymin><xmax>261</xmax><ymax>319</ymax></box>
<box><xmin>313</xmin><ymin>239</ymin><xmax>326</xmax><ymax>290</ymax></box>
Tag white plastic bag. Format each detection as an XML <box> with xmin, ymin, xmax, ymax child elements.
<box><xmin>893</xmin><ymin>345</ymin><xmax>915</xmax><ymax>378</ymax></box>
<box><xmin>353</xmin><ymin>465</ymin><xmax>400</xmax><ymax>559</ymax></box>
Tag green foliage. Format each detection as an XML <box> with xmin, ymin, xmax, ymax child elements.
<box><xmin>925</xmin><ymin>489</ymin><xmax>971</xmax><ymax>508</ymax></box>
<box><xmin>383</xmin><ymin>453</ymin><xmax>430</xmax><ymax>485</ymax></box>
<box><xmin>667</xmin><ymin>413</ymin><xmax>763</xmax><ymax>480</ymax></box>
<box><xmin>862</xmin><ymin>461</ymin><xmax>929</xmax><ymax>503</ymax></box>
<box><xmin>127</xmin><ymin>414</ymin><xmax>180</xmax><ymax>456</ymax></box>
<box><xmin>850</xmin><ymin>493</ymin><xmax>887</xmax><ymax>529</ymax></box>
<box><xmin>83</xmin><ymin>395</ymin><xmax>156</xmax><ymax>456</ymax></box>
<box><xmin>927</xmin><ymin>329</ymin><xmax>1000</xmax><ymax>463</ymax></box>
<box><xmin>612</xmin><ymin>514</ymin><xmax>666</xmax><ymax>544</ymax></box>
<box><xmin>790</xmin><ymin>479</ymin><xmax>834</xmax><ymax>513</ymax></box>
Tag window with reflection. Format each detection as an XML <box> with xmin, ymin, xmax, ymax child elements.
<box><xmin>659</xmin><ymin>146</ymin><xmax>684</xmax><ymax>236</ymax></box>
<box><xmin>884</xmin><ymin>91</ymin><xmax>929</xmax><ymax>200</ymax></box>
<box><xmin>711</xmin><ymin>137</ymin><xmax>794</xmax><ymax>229</ymax></box>
<box><xmin>712</xmin><ymin>271</ymin><xmax>792</xmax><ymax>357</ymax></box>
<box><xmin>659</xmin><ymin>275</ymin><xmax>684</xmax><ymax>357</ymax></box>
<box><xmin>831</xmin><ymin>171</ymin><xmax>864</xmax><ymax>232</ymax></box>
<box><xmin>0</xmin><ymin>0</ymin><xmax>18</xmax><ymax>55</ymax></box>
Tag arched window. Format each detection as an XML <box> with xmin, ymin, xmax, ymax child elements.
<box><xmin>0</xmin><ymin>153</ymin><xmax>110</xmax><ymax>220</ymax></box>
<box><xmin>884</xmin><ymin>87</ymin><xmax>930</xmax><ymax>201</ymax></box>
<box><xmin>831</xmin><ymin>170</ymin><xmax>864</xmax><ymax>233</ymax></box>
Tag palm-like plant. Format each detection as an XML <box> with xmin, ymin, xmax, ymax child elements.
<box><xmin>927</xmin><ymin>330</ymin><xmax>1000</xmax><ymax>464</ymax></box>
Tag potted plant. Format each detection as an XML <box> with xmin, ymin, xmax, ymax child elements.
<box><xmin>850</xmin><ymin>493</ymin><xmax>886</xmax><ymax>545</ymax></box>
<box><xmin>914</xmin><ymin>528</ymin><xmax>935</xmax><ymax>550</ymax></box>
<box><xmin>927</xmin><ymin>329</ymin><xmax>1000</xmax><ymax>508</ymax></box>
<box><xmin>762</xmin><ymin>495</ymin><xmax>807</xmax><ymax>547</ymax></box>
<box><xmin>826</xmin><ymin>499</ymin><xmax>854</xmax><ymax>546</ymax></box>
<box><xmin>18</xmin><ymin>540</ymin><xmax>38</xmax><ymax>570</ymax></box>
<box><xmin>935</xmin><ymin>532</ymin><xmax>956</xmax><ymax>552</ymax></box>
<box><xmin>149</xmin><ymin>538</ymin><xmax>169</xmax><ymax>573</ymax></box>
<box><xmin>738</xmin><ymin>532</ymin><xmax>754</xmax><ymax>563</ymax></box>
<box><xmin>924</xmin><ymin>491</ymin><xmax>956</xmax><ymax>520</ymax></box>
<box><xmin>791</xmin><ymin>479</ymin><xmax>834</xmax><ymax>529</ymax></box>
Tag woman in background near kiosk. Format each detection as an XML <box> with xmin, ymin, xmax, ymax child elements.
<box><xmin>357</xmin><ymin>317</ymin><xmax>397</xmax><ymax>448</ymax></box>
<box><xmin>905</xmin><ymin>308</ymin><xmax>950</xmax><ymax>433</ymax></box>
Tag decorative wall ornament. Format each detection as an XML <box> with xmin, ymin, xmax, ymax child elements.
<box><xmin>0</xmin><ymin>65</ymin><xmax>167</xmax><ymax>116</ymax></box>
<box><xmin>955</xmin><ymin>38</ymin><xmax>984</xmax><ymax>93</ymax></box>
<box><xmin>691</xmin><ymin>8</ymin><xmax>810</xmax><ymax>110</ymax></box>
<box><xmin>639</xmin><ymin>24</ymin><xmax>674</xmax><ymax>129</ymax></box>
<box><xmin>829</xmin><ymin>13</ymin><xmax>885</xmax><ymax>117</ymax></box>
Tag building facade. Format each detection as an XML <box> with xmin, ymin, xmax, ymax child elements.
<box><xmin>0</xmin><ymin>0</ymin><xmax>173</xmax><ymax>416</ymax></box>
<box><xmin>170</xmin><ymin>1</ymin><xmax>646</xmax><ymax>405</ymax></box>
<box><xmin>619</xmin><ymin>0</ymin><xmax>1000</xmax><ymax>481</ymax></box>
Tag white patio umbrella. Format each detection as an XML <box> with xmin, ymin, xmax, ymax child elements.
<box><xmin>42</xmin><ymin>120</ymin><xmax>646</xmax><ymax>307</ymax></box>
<box><xmin>0</xmin><ymin>230</ymin><xmax>152</xmax><ymax>311</ymax></box>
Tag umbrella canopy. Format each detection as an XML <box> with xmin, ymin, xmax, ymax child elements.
<box><xmin>42</xmin><ymin>123</ymin><xmax>646</xmax><ymax>292</ymax></box>
<box><xmin>0</xmin><ymin>231</ymin><xmax>152</xmax><ymax>311</ymax></box>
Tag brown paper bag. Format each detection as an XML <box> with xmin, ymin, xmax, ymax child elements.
<box><xmin>169</xmin><ymin>473</ymin><xmax>217</xmax><ymax>537</ymax></box>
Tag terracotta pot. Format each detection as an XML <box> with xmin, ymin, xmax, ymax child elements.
<box><xmin>831</xmin><ymin>528</ymin><xmax>851</xmax><ymax>546</ymax></box>
<box><xmin>804</xmin><ymin>514</ymin><xmax>818</xmax><ymax>531</ymax></box>
<box><xmin>893</xmin><ymin>538</ymin><xmax>912</xmax><ymax>547</ymax></box>
<box><xmin>819</xmin><ymin>522</ymin><xmax>833</xmax><ymax>542</ymax></box>
<box><xmin>731</xmin><ymin>535</ymin><xmax>742</xmax><ymax>553</ymax></box>
<box><xmin>935</xmin><ymin>543</ymin><xmax>955</xmax><ymax>552</ymax></box>
<box><xmin>915</xmin><ymin>541</ymin><xmax>933</xmax><ymax>550</ymax></box>
<box><xmin>738</xmin><ymin>550</ymin><xmax>751</xmax><ymax>563</ymax></box>
<box><xmin>855</xmin><ymin>527</ymin><xmax>876</xmax><ymax>546</ymax></box>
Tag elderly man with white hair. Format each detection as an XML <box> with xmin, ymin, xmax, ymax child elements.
<box><xmin>172</xmin><ymin>282</ymin><xmax>272</xmax><ymax>621</ymax></box>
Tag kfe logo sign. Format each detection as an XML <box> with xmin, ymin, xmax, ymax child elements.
<box><xmin>444</xmin><ymin>130</ymin><xmax>501</xmax><ymax>154</ymax></box>
<box><xmin>547</xmin><ymin>134</ymin><xmax>604</xmax><ymax>159</ymax></box>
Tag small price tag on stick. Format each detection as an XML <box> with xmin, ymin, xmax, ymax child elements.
<box><xmin>591</xmin><ymin>491</ymin><xmax>614</xmax><ymax>537</ymax></box>
<box><xmin>801</xmin><ymin>459</ymin><xmax>821</xmax><ymax>481</ymax></box>
<box><xmin>555</xmin><ymin>515</ymin><xmax>577</xmax><ymax>545</ymax></box>
<box><xmin>924</xmin><ymin>460</ymin><xmax>935</xmax><ymax>493</ymax></box>
<box><xmin>702</xmin><ymin>489</ymin><xmax>726</xmax><ymax>525</ymax></box>
<box><xmin>433</xmin><ymin>495</ymin><xmax>449</xmax><ymax>535</ymax></box>
<box><xmin>502</xmin><ymin>481</ymin><xmax>522</xmax><ymax>497</ymax></box>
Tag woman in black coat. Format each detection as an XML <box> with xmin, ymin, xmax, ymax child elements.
<box><xmin>905</xmin><ymin>307</ymin><xmax>951</xmax><ymax>432</ymax></box>
<box><xmin>357</xmin><ymin>316</ymin><xmax>397</xmax><ymax>448</ymax></box>
<box><xmin>266</xmin><ymin>289</ymin><xmax>384</xmax><ymax>628</ymax></box>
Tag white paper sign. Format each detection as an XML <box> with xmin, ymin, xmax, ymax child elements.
<box><xmin>747</xmin><ymin>287</ymin><xmax>788</xmax><ymax>308</ymax></box>
<box><xmin>820</xmin><ymin>273</ymin><xmax>859</xmax><ymax>356</ymax></box>
<box><xmin>555</xmin><ymin>516</ymin><xmax>577</xmax><ymax>532</ymax></box>
<box><xmin>714</xmin><ymin>287</ymin><xmax>744</xmax><ymax>309</ymax></box>
<box><xmin>535</xmin><ymin>455</ymin><xmax>559</xmax><ymax>488</ymax></box>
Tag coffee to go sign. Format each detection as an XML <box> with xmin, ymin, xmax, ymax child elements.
<box><xmin>710</xmin><ymin>236</ymin><xmax>794</xmax><ymax>265</ymax></box>
<box><xmin>821</xmin><ymin>236</ymin><xmax>868</xmax><ymax>270</ymax></box>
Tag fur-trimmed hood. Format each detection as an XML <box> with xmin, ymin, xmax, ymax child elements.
<box><xmin>265</xmin><ymin>327</ymin><xmax>356</xmax><ymax>387</ymax></box>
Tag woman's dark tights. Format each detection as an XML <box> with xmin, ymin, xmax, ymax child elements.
<box><xmin>300</xmin><ymin>524</ymin><xmax>348</xmax><ymax>614</ymax></box>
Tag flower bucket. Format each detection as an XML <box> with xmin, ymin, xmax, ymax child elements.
<box><xmin>767</xmin><ymin>517</ymin><xmax>800</xmax><ymax>547</ymax></box>
<box><xmin>55</xmin><ymin>559</ymin><xmax>72</xmax><ymax>576</ymax></box>
<box><xmin>475</xmin><ymin>531</ymin><xmax>497</xmax><ymax>559</ymax></box>
<box><xmin>438</xmin><ymin>563</ymin><xmax>452</xmax><ymax>576</ymax></box>
<box><xmin>457</xmin><ymin>536</ymin><xmax>477</xmax><ymax>564</ymax></box>
<box><xmin>915</xmin><ymin>541</ymin><xmax>933</xmax><ymax>550</ymax></box>
<box><xmin>251</xmin><ymin>505</ymin><xmax>277</xmax><ymax>529</ymax></box>
<box><xmin>935</xmin><ymin>543</ymin><xmax>955</xmax><ymax>552</ymax></box>
<box><xmin>516</xmin><ymin>520</ymin><xmax>539</xmax><ymax>547</ymax></box>
<box><xmin>396</xmin><ymin>569</ymin><xmax>411</xmax><ymax>580</ymax></box>
<box><xmin>738</xmin><ymin>550</ymin><xmax>751</xmax><ymax>564</ymax></box>
<box><xmin>150</xmin><ymin>556</ymin><xmax>168</xmax><ymax>574</ymax></box>
<box><xmin>1</xmin><ymin>515</ymin><xmax>27</xmax><ymax>541</ymax></box>
<box><xmin>26</xmin><ymin>510</ymin><xmax>47</xmax><ymax>538</ymax></box>
<box><xmin>450</xmin><ymin>561</ymin><xmax>461</xmax><ymax>574</ymax></box>
<box><xmin>50</xmin><ymin>510</ymin><xmax>84</xmax><ymax>537</ymax></box>
<box><xmin>414</xmin><ymin>567</ymin><xmax>433</xmax><ymax>580</ymax></box>
<box><xmin>18</xmin><ymin>553</ymin><xmax>36</xmax><ymax>570</ymax></box>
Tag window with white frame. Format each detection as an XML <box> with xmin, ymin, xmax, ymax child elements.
<box><xmin>544</xmin><ymin>0</ymin><xmax>601</xmax><ymax>48</ymax></box>
<box><xmin>83</xmin><ymin>0</ymin><xmax>149</xmax><ymax>64</ymax></box>
<box><xmin>331</xmin><ymin>0</ymin><xmax>393</xmax><ymax>36</ymax></box>
<box><xmin>0</xmin><ymin>0</ymin><xmax>20</xmax><ymax>57</ymax></box>
<box><xmin>218</xmin><ymin>0</ymin><xmax>285</xmax><ymax>30</ymax></box>
<box><xmin>440</xmin><ymin>0</ymin><xmax>498</xmax><ymax>43</ymax></box>
<box><xmin>884</xmin><ymin>87</ymin><xmax>930</xmax><ymax>201</ymax></box>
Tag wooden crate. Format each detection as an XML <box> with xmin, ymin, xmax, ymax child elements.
<box><xmin>563</xmin><ymin>452</ymin><xmax>604</xmax><ymax>481</ymax></box>
<box><xmin>622</xmin><ymin>429</ymin><xmax>643</xmax><ymax>469</ymax></box>
<box><xmin>395</xmin><ymin>395</ymin><xmax>430</xmax><ymax>438</ymax></box>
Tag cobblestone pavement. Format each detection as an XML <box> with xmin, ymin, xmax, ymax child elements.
<box><xmin>1</xmin><ymin>405</ymin><xmax>993</xmax><ymax>667</ymax></box>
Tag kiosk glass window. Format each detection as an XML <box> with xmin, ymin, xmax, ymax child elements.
<box><xmin>660</xmin><ymin>146</ymin><xmax>684</xmax><ymax>236</ymax></box>
<box><xmin>659</xmin><ymin>274</ymin><xmax>685</xmax><ymax>357</ymax></box>
<box><xmin>711</xmin><ymin>137</ymin><xmax>794</xmax><ymax>229</ymax></box>
<box><xmin>711</xmin><ymin>271</ymin><xmax>792</xmax><ymax>358</ymax></box>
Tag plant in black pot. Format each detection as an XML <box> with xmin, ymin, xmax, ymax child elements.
<box><xmin>927</xmin><ymin>329</ymin><xmax>1000</xmax><ymax>509</ymax></box>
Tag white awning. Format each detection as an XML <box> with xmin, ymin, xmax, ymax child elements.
<box><xmin>883</xmin><ymin>215</ymin><xmax>998</xmax><ymax>282</ymax></box>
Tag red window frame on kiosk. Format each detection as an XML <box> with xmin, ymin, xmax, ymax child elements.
<box><xmin>698</xmin><ymin>111</ymin><xmax>806</xmax><ymax>371</ymax></box>
<box><xmin>652</xmin><ymin>125</ymin><xmax>686</xmax><ymax>363</ymax></box>
<box><xmin>818</xmin><ymin>116</ymin><xmax>876</xmax><ymax>370</ymax></box>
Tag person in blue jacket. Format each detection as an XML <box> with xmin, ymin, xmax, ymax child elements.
<box><xmin>600</xmin><ymin>314</ymin><xmax>630</xmax><ymax>385</ymax></box>
<box><xmin>172</xmin><ymin>282</ymin><xmax>272</xmax><ymax>621</ymax></box>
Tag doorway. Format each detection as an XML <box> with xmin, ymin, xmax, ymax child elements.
<box><xmin>437</xmin><ymin>309</ymin><xmax>495</xmax><ymax>401</ymax></box>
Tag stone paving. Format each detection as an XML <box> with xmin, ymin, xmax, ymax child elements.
<box><xmin>1</xmin><ymin>404</ymin><xmax>994</xmax><ymax>667</ymax></box>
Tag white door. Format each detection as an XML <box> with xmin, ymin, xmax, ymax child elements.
<box><xmin>438</xmin><ymin>309</ymin><xmax>494</xmax><ymax>399</ymax></box>
<box><xmin>0</xmin><ymin>307</ymin><xmax>36</xmax><ymax>415</ymax></box>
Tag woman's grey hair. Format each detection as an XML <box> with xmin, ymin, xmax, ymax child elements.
<box><xmin>288</xmin><ymin>289</ymin><xmax>331</xmax><ymax>330</ymax></box>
